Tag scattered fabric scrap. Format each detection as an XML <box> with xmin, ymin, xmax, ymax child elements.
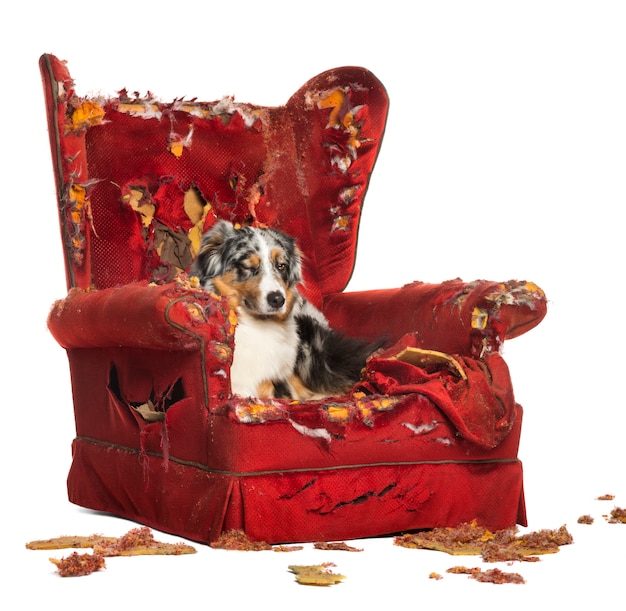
<box><xmin>209</xmin><ymin>529</ymin><xmax>272</xmax><ymax>551</ymax></box>
<box><xmin>446</xmin><ymin>565</ymin><xmax>524</xmax><ymax>584</ymax></box>
<box><xmin>49</xmin><ymin>552</ymin><xmax>106</xmax><ymax>577</ymax></box>
<box><xmin>288</xmin><ymin>563</ymin><xmax>345</xmax><ymax>586</ymax></box>
<box><xmin>313</xmin><ymin>541</ymin><xmax>363</xmax><ymax>552</ymax></box>
<box><xmin>27</xmin><ymin>527</ymin><xmax>194</xmax><ymax>577</ymax></box>
<box><xmin>608</xmin><ymin>507</ymin><xmax>626</xmax><ymax>524</ymax></box>
<box><xmin>394</xmin><ymin>521</ymin><xmax>572</xmax><ymax>562</ymax></box>
<box><xmin>471</xmin><ymin>568</ymin><xmax>525</xmax><ymax>584</ymax></box>
<box><xmin>27</xmin><ymin>527</ymin><xmax>195</xmax><ymax>557</ymax></box>
<box><xmin>447</xmin><ymin>566</ymin><xmax>481</xmax><ymax>575</ymax></box>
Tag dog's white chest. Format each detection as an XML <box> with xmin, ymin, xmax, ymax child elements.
<box><xmin>229</xmin><ymin>313</ymin><xmax>298</xmax><ymax>397</ymax></box>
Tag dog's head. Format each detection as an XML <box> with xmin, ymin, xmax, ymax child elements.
<box><xmin>190</xmin><ymin>220</ymin><xmax>303</xmax><ymax>319</ymax></box>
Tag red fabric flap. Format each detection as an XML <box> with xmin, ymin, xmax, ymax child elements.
<box><xmin>361</xmin><ymin>334</ymin><xmax>516</xmax><ymax>449</ymax></box>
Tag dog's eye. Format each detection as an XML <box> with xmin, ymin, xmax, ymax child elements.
<box><xmin>237</xmin><ymin>261</ymin><xmax>259</xmax><ymax>275</ymax></box>
<box><xmin>275</xmin><ymin>262</ymin><xmax>287</xmax><ymax>272</ymax></box>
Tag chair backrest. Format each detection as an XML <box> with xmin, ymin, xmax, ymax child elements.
<box><xmin>40</xmin><ymin>54</ymin><xmax>389</xmax><ymax>306</ymax></box>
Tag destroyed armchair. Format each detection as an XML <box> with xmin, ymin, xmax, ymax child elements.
<box><xmin>41</xmin><ymin>54</ymin><xmax>547</xmax><ymax>544</ymax></box>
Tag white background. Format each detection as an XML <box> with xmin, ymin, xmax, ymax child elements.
<box><xmin>2</xmin><ymin>1</ymin><xmax>625</xmax><ymax>607</ymax></box>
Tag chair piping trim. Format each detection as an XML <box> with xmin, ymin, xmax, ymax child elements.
<box><xmin>74</xmin><ymin>435</ymin><xmax>520</xmax><ymax>478</ymax></box>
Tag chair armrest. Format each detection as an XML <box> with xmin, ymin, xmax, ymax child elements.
<box><xmin>322</xmin><ymin>279</ymin><xmax>547</xmax><ymax>358</ymax></box>
<box><xmin>48</xmin><ymin>281</ymin><xmax>235</xmax><ymax>353</ymax></box>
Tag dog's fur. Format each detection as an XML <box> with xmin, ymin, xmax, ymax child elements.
<box><xmin>190</xmin><ymin>220</ymin><xmax>381</xmax><ymax>400</ymax></box>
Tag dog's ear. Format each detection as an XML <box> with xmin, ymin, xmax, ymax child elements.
<box><xmin>289</xmin><ymin>245</ymin><xmax>304</xmax><ymax>286</ymax></box>
<box><xmin>190</xmin><ymin>220</ymin><xmax>237</xmax><ymax>283</ymax></box>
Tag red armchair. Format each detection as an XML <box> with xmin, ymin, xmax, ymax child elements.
<box><xmin>41</xmin><ymin>53</ymin><xmax>547</xmax><ymax>544</ymax></box>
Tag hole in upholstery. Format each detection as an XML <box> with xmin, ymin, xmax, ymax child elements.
<box><xmin>108</xmin><ymin>363</ymin><xmax>186</xmax><ymax>423</ymax></box>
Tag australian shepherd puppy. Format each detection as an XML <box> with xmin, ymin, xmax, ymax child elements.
<box><xmin>190</xmin><ymin>220</ymin><xmax>381</xmax><ymax>400</ymax></box>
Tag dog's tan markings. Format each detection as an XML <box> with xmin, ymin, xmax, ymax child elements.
<box><xmin>288</xmin><ymin>374</ymin><xmax>318</xmax><ymax>401</ymax></box>
<box><xmin>242</xmin><ymin>253</ymin><xmax>261</xmax><ymax>271</ymax></box>
<box><xmin>254</xmin><ymin>377</ymin><xmax>319</xmax><ymax>401</ymax></box>
<box><xmin>256</xmin><ymin>380</ymin><xmax>275</xmax><ymax>398</ymax></box>
<box><xmin>270</xmin><ymin>248</ymin><xmax>287</xmax><ymax>269</ymax></box>
<box><xmin>213</xmin><ymin>269</ymin><xmax>271</xmax><ymax>313</ymax></box>
<box><xmin>237</xmin><ymin>277</ymin><xmax>265</xmax><ymax>310</ymax></box>
<box><xmin>212</xmin><ymin>274</ymin><xmax>242</xmax><ymax>310</ymax></box>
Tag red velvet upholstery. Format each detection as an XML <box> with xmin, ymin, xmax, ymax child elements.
<box><xmin>41</xmin><ymin>53</ymin><xmax>547</xmax><ymax>544</ymax></box>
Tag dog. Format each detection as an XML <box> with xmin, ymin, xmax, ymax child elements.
<box><xmin>189</xmin><ymin>220</ymin><xmax>382</xmax><ymax>400</ymax></box>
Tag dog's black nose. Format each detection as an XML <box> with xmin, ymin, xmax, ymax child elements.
<box><xmin>267</xmin><ymin>291</ymin><xmax>286</xmax><ymax>309</ymax></box>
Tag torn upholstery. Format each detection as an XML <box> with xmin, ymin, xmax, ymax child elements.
<box><xmin>41</xmin><ymin>54</ymin><xmax>547</xmax><ymax>544</ymax></box>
